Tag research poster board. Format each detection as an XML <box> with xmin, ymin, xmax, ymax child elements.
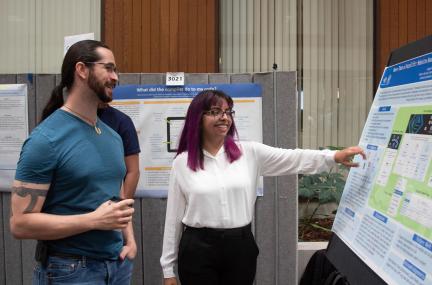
<box><xmin>332</xmin><ymin>52</ymin><xmax>432</xmax><ymax>285</ymax></box>
<box><xmin>111</xmin><ymin>83</ymin><xmax>263</xmax><ymax>197</ymax></box>
<box><xmin>0</xmin><ymin>84</ymin><xmax>28</xmax><ymax>191</ymax></box>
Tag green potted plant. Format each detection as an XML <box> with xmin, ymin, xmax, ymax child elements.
<box><xmin>298</xmin><ymin>147</ymin><xmax>348</xmax><ymax>241</ymax></box>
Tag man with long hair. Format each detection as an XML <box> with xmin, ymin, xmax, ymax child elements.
<box><xmin>10</xmin><ymin>40</ymin><xmax>136</xmax><ymax>284</ymax></box>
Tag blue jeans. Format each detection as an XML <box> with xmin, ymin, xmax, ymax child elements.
<box><xmin>32</xmin><ymin>255</ymin><xmax>133</xmax><ymax>285</ymax></box>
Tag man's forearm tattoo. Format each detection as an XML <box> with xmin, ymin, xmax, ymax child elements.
<box><xmin>12</xmin><ymin>187</ymin><xmax>47</xmax><ymax>213</ymax></box>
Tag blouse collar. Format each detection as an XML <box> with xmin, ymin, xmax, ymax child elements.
<box><xmin>203</xmin><ymin>146</ymin><xmax>226</xmax><ymax>158</ymax></box>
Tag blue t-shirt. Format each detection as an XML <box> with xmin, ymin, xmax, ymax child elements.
<box><xmin>98</xmin><ymin>106</ymin><xmax>140</xmax><ymax>156</ymax></box>
<box><xmin>15</xmin><ymin>109</ymin><xmax>126</xmax><ymax>260</ymax></box>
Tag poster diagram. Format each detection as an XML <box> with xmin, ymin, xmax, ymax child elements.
<box><xmin>333</xmin><ymin>52</ymin><xmax>432</xmax><ymax>285</ymax></box>
<box><xmin>111</xmin><ymin>83</ymin><xmax>263</xmax><ymax>198</ymax></box>
<box><xmin>166</xmin><ymin>117</ymin><xmax>185</xmax><ymax>153</ymax></box>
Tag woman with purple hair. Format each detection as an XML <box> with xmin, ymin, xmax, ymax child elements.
<box><xmin>160</xmin><ymin>90</ymin><xmax>365</xmax><ymax>285</ymax></box>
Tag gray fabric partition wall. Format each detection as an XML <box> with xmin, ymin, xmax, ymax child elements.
<box><xmin>0</xmin><ymin>72</ymin><xmax>298</xmax><ymax>285</ymax></box>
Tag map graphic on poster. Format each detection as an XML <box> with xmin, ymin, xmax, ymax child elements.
<box><xmin>111</xmin><ymin>83</ymin><xmax>262</xmax><ymax>198</ymax></box>
<box><xmin>333</xmin><ymin>53</ymin><xmax>432</xmax><ymax>285</ymax></box>
<box><xmin>370</xmin><ymin>109</ymin><xmax>432</xmax><ymax>239</ymax></box>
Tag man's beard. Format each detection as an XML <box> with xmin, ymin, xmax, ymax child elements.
<box><xmin>88</xmin><ymin>71</ymin><xmax>113</xmax><ymax>103</ymax></box>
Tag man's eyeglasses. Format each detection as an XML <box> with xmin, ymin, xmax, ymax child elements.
<box><xmin>85</xmin><ymin>62</ymin><xmax>118</xmax><ymax>75</ymax></box>
<box><xmin>204</xmin><ymin>108</ymin><xmax>235</xmax><ymax>118</ymax></box>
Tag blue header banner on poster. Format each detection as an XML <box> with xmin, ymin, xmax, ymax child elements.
<box><xmin>113</xmin><ymin>83</ymin><xmax>262</xmax><ymax>100</ymax></box>
<box><xmin>380</xmin><ymin>52</ymin><xmax>432</xmax><ymax>89</ymax></box>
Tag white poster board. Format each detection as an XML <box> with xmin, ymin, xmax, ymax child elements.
<box><xmin>111</xmin><ymin>83</ymin><xmax>263</xmax><ymax>197</ymax></box>
<box><xmin>333</xmin><ymin>52</ymin><xmax>432</xmax><ymax>285</ymax></box>
<box><xmin>64</xmin><ymin>33</ymin><xmax>95</xmax><ymax>55</ymax></box>
<box><xmin>0</xmin><ymin>84</ymin><xmax>28</xmax><ymax>191</ymax></box>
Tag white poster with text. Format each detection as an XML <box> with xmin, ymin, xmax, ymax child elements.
<box><xmin>0</xmin><ymin>84</ymin><xmax>28</xmax><ymax>191</ymax></box>
<box><xmin>333</xmin><ymin>53</ymin><xmax>432</xmax><ymax>285</ymax></box>
<box><xmin>112</xmin><ymin>84</ymin><xmax>262</xmax><ymax>198</ymax></box>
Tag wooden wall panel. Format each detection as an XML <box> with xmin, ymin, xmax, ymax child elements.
<box><xmin>103</xmin><ymin>0</ymin><xmax>218</xmax><ymax>73</ymax></box>
<box><xmin>132</xmin><ymin>0</ymin><xmax>143</xmax><ymax>71</ymax></box>
<box><xmin>169</xmin><ymin>0</ymin><xmax>179</xmax><ymax>71</ymax></box>
<box><xmin>142</xmin><ymin>0</ymin><xmax>151</xmax><ymax>71</ymax></box>
<box><xmin>187</xmin><ymin>0</ymin><xmax>198</xmax><ymax>72</ymax></box>
<box><xmin>207</xmin><ymin>0</ymin><xmax>218</xmax><ymax>72</ymax></box>
<box><xmin>399</xmin><ymin>0</ymin><xmax>408</xmax><ymax>45</ymax></box>
<box><xmin>113</xmin><ymin>0</ymin><xmax>125</xmax><ymax>67</ymax></box>
<box><xmin>196</xmin><ymin>0</ymin><xmax>207</xmax><ymax>73</ymax></box>
<box><xmin>150</xmin><ymin>0</ymin><xmax>161</xmax><ymax>72</ymax></box>
<box><xmin>375</xmin><ymin>0</ymin><xmax>432</xmax><ymax>89</ymax></box>
<box><xmin>178</xmin><ymin>0</ymin><xmax>188</xmax><ymax>71</ymax></box>
<box><xmin>160</xmin><ymin>0</ymin><xmax>170</xmax><ymax>71</ymax></box>
<box><xmin>407</xmin><ymin>0</ymin><xmax>417</xmax><ymax>43</ymax></box>
<box><xmin>427</xmin><ymin>1</ymin><xmax>432</xmax><ymax>36</ymax></box>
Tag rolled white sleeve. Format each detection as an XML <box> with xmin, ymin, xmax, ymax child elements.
<box><xmin>160</xmin><ymin>167</ymin><xmax>186</xmax><ymax>278</ymax></box>
<box><xmin>245</xmin><ymin>142</ymin><xmax>337</xmax><ymax>176</ymax></box>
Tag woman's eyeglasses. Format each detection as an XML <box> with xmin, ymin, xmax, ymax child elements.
<box><xmin>204</xmin><ymin>108</ymin><xmax>235</xmax><ymax>118</ymax></box>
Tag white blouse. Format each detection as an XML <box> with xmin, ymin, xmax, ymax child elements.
<box><xmin>160</xmin><ymin>141</ymin><xmax>337</xmax><ymax>278</ymax></box>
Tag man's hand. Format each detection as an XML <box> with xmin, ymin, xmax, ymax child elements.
<box><xmin>119</xmin><ymin>236</ymin><xmax>137</xmax><ymax>260</ymax></box>
<box><xmin>334</xmin><ymin>146</ymin><xmax>366</xmax><ymax>167</ymax></box>
<box><xmin>90</xmin><ymin>199</ymin><xmax>134</xmax><ymax>230</ymax></box>
<box><xmin>164</xmin><ymin>278</ymin><xmax>178</xmax><ymax>285</ymax></box>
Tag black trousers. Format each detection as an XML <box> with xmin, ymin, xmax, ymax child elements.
<box><xmin>178</xmin><ymin>224</ymin><xmax>259</xmax><ymax>285</ymax></box>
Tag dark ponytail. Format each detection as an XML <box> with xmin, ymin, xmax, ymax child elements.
<box><xmin>39</xmin><ymin>40</ymin><xmax>110</xmax><ymax>123</ymax></box>
<box><xmin>41</xmin><ymin>84</ymin><xmax>65</xmax><ymax>121</ymax></box>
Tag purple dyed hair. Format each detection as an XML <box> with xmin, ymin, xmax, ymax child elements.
<box><xmin>176</xmin><ymin>90</ymin><xmax>242</xmax><ymax>171</ymax></box>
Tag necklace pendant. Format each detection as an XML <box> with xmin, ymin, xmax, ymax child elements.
<box><xmin>95</xmin><ymin>126</ymin><xmax>102</xmax><ymax>135</ymax></box>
